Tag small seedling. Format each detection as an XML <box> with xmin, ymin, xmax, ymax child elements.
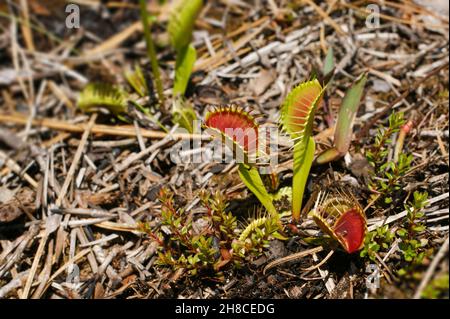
<box><xmin>140</xmin><ymin>187</ymin><xmax>282</xmax><ymax>279</ymax></box>
<box><xmin>125</xmin><ymin>64</ymin><xmax>148</xmax><ymax>98</ymax></box>
<box><xmin>366</xmin><ymin>112</ymin><xmax>413</xmax><ymax>205</ymax></box>
<box><xmin>361</xmin><ymin>191</ymin><xmax>430</xmax><ymax>277</ymax></box>
<box><xmin>360</xmin><ymin>225</ymin><xmax>395</xmax><ymax>261</ymax></box>
<box><xmin>397</xmin><ymin>191</ymin><xmax>430</xmax><ymax>276</ymax></box>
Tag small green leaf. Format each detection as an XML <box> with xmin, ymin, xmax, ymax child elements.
<box><xmin>397</xmin><ymin>228</ymin><xmax>408</xmax><ymax>237</ymax></box>
<box><xmin>173</xmin><ymin>44</ymin><xmax>197</xmax><ymax>96</ymax></box>
<box><xmin>333</xmin><ymin>73</ymin><xmax>367</xmax><ymax>154</ymax></box>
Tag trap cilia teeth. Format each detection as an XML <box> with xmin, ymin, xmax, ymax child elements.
<box><xmin>308</xmin><ymin>190</ymin><xmax>368</xmax><ymax>254</ymax></box>
<box><xmin>203</xmin><ymin>104</ymin><xmax>270</xmax><ymax>165</ymax></box>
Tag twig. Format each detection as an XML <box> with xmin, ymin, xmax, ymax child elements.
<box><xmin>368</xmin><ymin>193</ymin><xmax>449</xmax><ymax>231</ymax></box>
<box><xmin>0</xmin><ymin>113</ymin><xmax>206</xmax><ymax>140</ymax></box>
<box><xmin>357</xmin><ymin>61</ymin><xmax>449</xmax><ymax>139</ymax></box>
<box><xmin>0</xmin><ymin>150</ymin><xmax>38</xmax><ymax>188</ymax></box>
<box><xmin>55</xmin><ymin>113</ymin><xmax>97</xmax><ymax>207</ymax></box>
<box><xmin>301</xmin><ymin>250</ymin><xmax>334</xmax><ymax>271</ymax></box>
<box><xmin>263</xmin><ymin>246</ymin><xmax>323</xmax><ymax>275</ymax></box>
<box><xmin>302</xmin><ymin>0</ymin><xmax>345</xmax><ymax>36</ymax></box>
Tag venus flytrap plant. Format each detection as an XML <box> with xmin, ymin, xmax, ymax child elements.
<box><xmin>279</xmin><ymin>70</ymin><xmax>367</xmax><ymax>250</ymax></box>
<box><xmin>77</xmin><ymin>83</ymin><xmax>130</xmax><ymax>121</ymax></box>
<box><xmin>280</xmin><ymin>78</ymin><xmax>326</xmax><ymax>222</ymax></box>
<box><xmin>203</xmin><ymin>105</ymin><xmax>278</xmax><ymax>218</ymax></box>
<box><xmin>309</xmin><ymin>190</ymin><xmax>367</xmax><ymax>253</ymax></box>
<box><xmin>233</xmin><ymin>214</ymin><xmax>283</xmax><ymax>259</ymax></box>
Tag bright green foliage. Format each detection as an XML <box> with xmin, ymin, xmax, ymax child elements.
<box><xmin>422</xmin><ymin>274</ymin><xmax>449</xmax><ymax>299</ymax></box>
<box><xmin>173</xmin><ymin>44</ymin><xmax>197</xmax><ymax>96</ymax></box>
<box><xmin>168</xmin><ymin>0</ymin><xmax>203</xmax><ymax>52</ymax></box>
<box><xmin>169</xmin><ymin>0</ymin><xmax>202</xmax><ymax>122</ymax></box>
<box><xmin>366</xmin><ymin>112</ymin><xmax>405</xmax><ymax>169</ymax></box>
<box><xmin>125</xmin><ymin>64</ymin><xmax>148</xmax><ymax>97</ymax></box>
<box><xmin>397</xmin><ymin>191</ymin><xmax>429</xmax><ymax>276</ymax></box>
<box><xmin>361</xmin><ymin>192</ymin><xmax>431</xmax><ymax>277</ymax></box>
<box><xmin>141</xmin><ymin>188</ymin><xmax>280</xmax><ymax>279</ymax></box>
<box><xmin>291</xmin><ymin>136</ymin><xmax>315</xmax><ymax>221</ymax></box>
<box><xmin>360</xmin><ymin>225</ymin><xmax>395</xmax><ymax>261</ymax></box>
<box><xmin>366</xmin><ymin>112</ymin><xmax>412</xmax><ymax>205</ymax></box>
<box><xmin>77</xmin><ymin>83</ymin><xmax>128</xmax><ymax>116</ymax></box>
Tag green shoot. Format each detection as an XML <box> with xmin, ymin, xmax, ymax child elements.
<box><xmin>322</xmin><ymin>47</ymin><xmax>335</xmax><ymax>84</ymax></box>
<box><xmin>125</xmin><ymin>64</ymin><xmax>148</xmax><ymax>97</ymax></box>
<box><xmin>316</xmin><ymin>73</ymin><xmax>367</xmax><ymax>164</ymax></box>
<box><xmin>397</xmin><ymin>191</ymin><xmax>429</xmax><ymax>276</ymax></box>
<box><xmin>139</xmin><ymin>0</ymin><xmax>165</xmax><ymax>106</ymax></box>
